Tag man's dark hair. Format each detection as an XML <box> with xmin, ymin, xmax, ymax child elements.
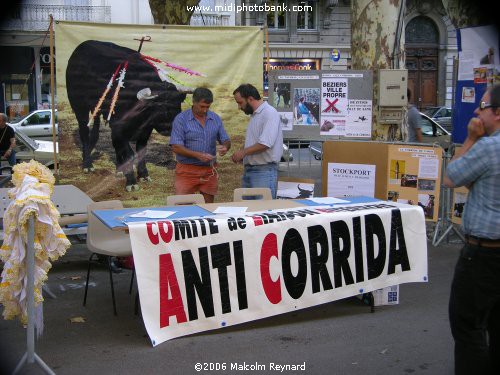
<box><xmin>233</xmin><ymin>84</ymin><xmax>261</xmax><ymax>100</ymax></box>
<box><xmin>490</xmin><ymin>84</ymin><xmax>500</xmax><ymax>108</ymax></box>
<box><xmin>407</xmin><ymin>88</ymin><xmax>412</xmax><ymax>101</ymax></box>
<box><xmin>193</xmin><ymin>87</ymin><xmax>213</xmax><ymax>103</ymax></box>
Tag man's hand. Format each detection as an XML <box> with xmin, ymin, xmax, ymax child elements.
<box><xmin>197</xmin><ymin>152</ymin><xmax>214</xmax><ymax>163</ymax></box>
<box><xmin>467</xmin><ymin>117</ymin><xmax>486</xmax><ymax>141</ymax></box>
<box><xmin>216</xmin><ymin>145</ymin><xmax>228</xmax><ymax>156</ymax></box>
<box><xmin>231</xmin><ymin>150</ymin><xmax>245</xmax><ymax>163</ymax></box>
<box><xmin>4</xmin><ymin>149</ymin><xmax>11</xmax><ymax>157</ymax></box>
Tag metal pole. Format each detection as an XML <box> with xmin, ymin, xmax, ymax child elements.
<box><xmin>13</xmin><ymin>215</ymin><xmax>56</xmax><ymax>375</ymax></box>
<box><xmin>432</xmin><ymin>146</ymin><xmax>465</xmax><ymax>247</ymax></box>
<box><xmin>49</xmin><ymin>15</ymin><xmax>58</xmax><ymax>183</ymax></box>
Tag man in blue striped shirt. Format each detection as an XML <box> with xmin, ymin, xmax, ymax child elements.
<box><xmin>444</xmin><ymin>84</ymin><xmax>500</xmax><ymax>375</ymax></box>
<box><xmin>170</xmin><ymin>88</ymin><xmax>231</xmax><ymax>203</ymax></box>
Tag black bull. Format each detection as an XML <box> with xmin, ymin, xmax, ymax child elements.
<box><xmin>65</xmin><ymin>40</ymin><xmax>187</xmax><ymax>190</ymax></box>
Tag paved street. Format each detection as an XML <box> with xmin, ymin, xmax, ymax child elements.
<box><xmin>1</xmin><ymin>234</ymin><xmax>461</xmax><ymax>375</ymax></box>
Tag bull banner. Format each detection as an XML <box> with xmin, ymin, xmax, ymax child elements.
<box><xmin>55</xmin><ymin>22</ymin><xmax>262</xmax><ymax>205</ymax></box>
<box><xmin>128</xmin><ymin>202</ymin><xmax>427</xmax><ymax>346</ymax></box>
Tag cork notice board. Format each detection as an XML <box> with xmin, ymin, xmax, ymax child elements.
<box><xmin>322</xmin><ymin>141</ymin><xmax>443</xmax><ymax>222</ymax></box>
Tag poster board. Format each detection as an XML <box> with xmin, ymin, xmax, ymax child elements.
<box><xmin>322</xmin><ymin>141</ymin><xmax>443</xmax><ymax>222</ymax></box>
<box><xmin>453</xmin><ymin>25</ymin><xmax>499</xmax><ymax>143</ymax></box>
<box><xmin>268</xmin><ymin>70</ymin><xmax>373</xmax><ymax>142</ymax></box>
<box><xmin>322</xmin><ymin>141</ymin><xmax>388</xmax><ymax>199</ymax></box>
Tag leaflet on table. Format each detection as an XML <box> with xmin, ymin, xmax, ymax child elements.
<box><xmin>128</xmin><ymin>210</ymin><xmax>176</xmax><ymax>219</ymax></box>
<box><xmin>306</xmin><ymin>197</ymin><xmax>349</xmax><ymax>204</ymax></box>
<box><xmin>213</xmin><ymin>206</ymin><xmax>248</xmax><ymax>214</ymax></box>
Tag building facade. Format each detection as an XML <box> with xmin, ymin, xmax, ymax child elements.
<box><xmin>238</xmin><ymin>0</ymin><xmax>457</xmax><ymax>109</ymax></box>
<box><xmin>0</xmin><ymin>0</ymin><xmax>233</xmax><ymax>120</ymax></box>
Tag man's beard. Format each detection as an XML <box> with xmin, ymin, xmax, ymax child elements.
<box><xmin>243</xmin><ymin>103</ymin><xmax>253</xmax><ymax>115</ymax></box>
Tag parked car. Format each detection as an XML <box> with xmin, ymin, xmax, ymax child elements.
<box><xmin>419</xmin><ymin>112</ymin><xmax>451</xmax><ymax>150</ymax></box>
<box><xmin>281</xmin><ymin>143</ymin><xmax>293</xmax><ymax>162</ymax></box>
<box><xmin>14</xmin><ymin>130</ymin><xmax>58</xmax><ymax>167</ymax></box>
<box><xmin>8</xmin><ymin>109</ymin><xmax>58</xmax><ymax>140</ymax></box>
<box><xmin>423</xmin><ymin>106</ymin><xmax>452</xmax><ymax>133</ymax></box>
<box><xmin>307</xmin><ymin>113</ymin><xmax>450</xmax><ymax>160</ymax></box>
<box><xmin>285</xmin><ymin>140</ymin><xmax>311</xmax><ymax>149</ymax></box>
<box><xmin>308</xmin><ymin>141</ymin><xmax>323</xmax><ymax>160</ymax></box>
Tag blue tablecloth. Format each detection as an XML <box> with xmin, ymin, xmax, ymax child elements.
<box><xmin>93</xmin><ymin>205</ymin><xmax>214</xmax><ymax>230</ymax></box>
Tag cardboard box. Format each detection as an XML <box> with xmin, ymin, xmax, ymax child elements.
<box><xmin>372</xmin><ymin>285</ymin><xmax>399</xmax><ymax>306</ymax></box>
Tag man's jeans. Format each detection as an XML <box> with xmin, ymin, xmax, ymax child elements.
<box><xmin>449</xmin><ymin>243</ymin><xmax>500</xmax><ymax>375</ymax></box>
<box><xmin>1</xmin><ymin>149</ymin><xmax>16</xmax><ymax>166</ymax></box>
<box><xmin>242</xmin><ymin>163</ymin><xmax>278</xmax><ymax>199</ymax></box>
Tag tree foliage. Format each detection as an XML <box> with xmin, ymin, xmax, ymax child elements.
<box><xmin>442</xmin><ymin>0</ymin><xmax>498</xmax><ymax>28</ymax></box>
<box><xmin>148</xmin><ymin>0</ymin><xmax>201</xmax><ymax>25</ymax></box>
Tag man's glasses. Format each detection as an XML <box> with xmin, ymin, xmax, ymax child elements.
<box><xmin>479</xmin><ymin>101</ymin><xmax>498</xmax><ymax>110</ymax></box>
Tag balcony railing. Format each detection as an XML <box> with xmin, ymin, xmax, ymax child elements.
<box><xmin>1</xmin><ymin>4</ymin><xmax>111</xmax><ymax>31</ymax></box>
<box><xmin>190</xmin><ymin>13</ymin><xmax>231</xmax><ymax>26</ymax></box>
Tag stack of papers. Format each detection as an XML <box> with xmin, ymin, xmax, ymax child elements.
<box><xmin>128</xmin><ymin>210</ymin><xmax>176</xmax><ymax>219</ymax></box>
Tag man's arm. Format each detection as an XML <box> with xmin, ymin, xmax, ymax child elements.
<box><xmin>231</xmin><ymin>143</ymin><xmax>268</xmax><ymax>163</ymax></box>
<box><xmin>217</xmin><ymin>140</ymin><xmax>231</xmax><ymax>156</ymax></box>
<box><xmin>415</xmin><ymin>128</ymin><xmax>423</xmax><ymax>143</ymax></box>
<box><xmin>3</xmin><ymin>136</ymin><xmax>16</xmax><ymax>158</ymax></box>
<box><xmin>171</xmin><ymin>144</ymin><xmax>214</xmax><ymax>163</ymax></box>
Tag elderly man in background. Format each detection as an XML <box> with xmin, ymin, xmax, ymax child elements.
<box><xmin>0</xmin><ymin>113</ymin><xmax>16</xmax><ymax>166</ymax></box>
<box><xmin>444</xmin><ymin>84</ymin><xmax>500</xmax><ymax>375</ymax></box>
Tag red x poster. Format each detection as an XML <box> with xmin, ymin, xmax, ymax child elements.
<box><xmin>321</xmin><ymin>76</ymin><xmax>348</xmax><ymax>135</ymax></box>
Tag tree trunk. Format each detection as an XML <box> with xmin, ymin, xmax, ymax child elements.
<box><xmin>351</xmin><ymin>0</ymin><xmax>404</xmax><ymax>141</ymax></box>
<box><xmin>148</xmin><ymin>0</ymin><xmax>200</xmax><ymax>25</ymax></box>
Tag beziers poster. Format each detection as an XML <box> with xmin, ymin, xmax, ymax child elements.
<box><xmin>55</xmin><ymin>22</ymin><xmax>262</xmax><ymax>206</ymax></box>
<box><xmin>128</xmin><ymin>202</ymin><xmax>428</xmax><ymax>346</ymax></box>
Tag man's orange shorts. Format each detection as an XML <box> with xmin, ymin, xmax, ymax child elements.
<box><xmin>175</xmin><ymin>162</ymin><xmax>218</xmax><ymax>196</ymax></box>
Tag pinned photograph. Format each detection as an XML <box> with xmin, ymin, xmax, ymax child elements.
<box><xmin>417</xmin><ymin>179</ymin><xmax>436</xmax><ymax>191</ymax></box>
<box><xmin>390</xmin><ymin>160</ymin><xmax>406</xmax><ymax>182</ymax></box>
<box><xmin>401</xmin><ymin>174</ymin><xmax>417</xmax><ymax>188</ymax></box>
<box><xmin>279</xmin><ymin>112</ymin><xmax>294</xmax><ymax>131</ymax></box>
<box><xmin>273</xmin><ymin>83</ymin><xmax>291</xmax><ymax>108</ymax></box>
<box><xmin>294</xmin><ymin>88</ymin><xmax>320</xmax><ymax>126</ymax></box>
<box><xmin>418</xmin><ymin>194</ymin><xmax>435</xmax><ymax>220</ymax></box>
<box><xmin>453</xmin><ymin>191</ymin><xmax>467</xmax><ymax>218</ymax></box>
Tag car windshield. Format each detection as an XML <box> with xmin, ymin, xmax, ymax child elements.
<box><xmin>14</xmin><ymin>110</ymin><xmax>57</xmax><ymax>124</ymax></box>
<box><xmin>419</xmin><ymin>115</ymin><xmax>447</xmax><ymax>136</ymax></box>
<box><xmin>423</xmin><ymin>107</ymin><xmax>440</xmax><ymax>117</ymax></box>
<box><xmin>16</xmin><ymin>130</ymin><xmax>39</xmax><ymax>149</ymax></box>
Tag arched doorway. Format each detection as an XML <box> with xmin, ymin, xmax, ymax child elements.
<box><xmin>405</xmin><ymin>16</ymin><xmax>439</xmax><ymax>110</ymax></box>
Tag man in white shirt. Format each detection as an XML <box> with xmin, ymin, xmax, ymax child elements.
<box><xmin>231</xmin><ymin>84</ymin><xmax>283</xmax><ymax>198</ymax></box>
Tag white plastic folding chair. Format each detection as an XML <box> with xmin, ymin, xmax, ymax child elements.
<box><xmin>84</xmin><ymin>200</ymin><xmax>133</xmax><ymax>315</ymax></box>
<box><xmin>52</xmin><ymin>185</ymin><xmax>94</xmax><ymax>238</ymax></box>
<box><xmin>166</xmin><ymin>193</ymin><xmax>205</xmax><ymax>206</ymax></box>
<box><xmin>233</xmin><ymin>188</ymin><xmax>272</xmax><ymax>202</ymax></box>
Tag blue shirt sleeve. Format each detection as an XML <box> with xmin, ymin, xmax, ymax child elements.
<box><xmin>169</xmin><ymin>112</ymin><xmax>185</xmax><ymax>146</ymax></box>
<box><xmin>446</xmin><ymin>140</ymin><xmax>489</xmax><ymax>186</ymax></box>
<box><xmin>217</xmin><ymin>117</ymin><xmax>230</xmax><ymax>144</ymax></box>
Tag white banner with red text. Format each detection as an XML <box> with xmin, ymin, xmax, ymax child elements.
<box><xmin>128</xmin><ymin>202</ymin><xmax>427</xmax><ymax>346</ymax></box>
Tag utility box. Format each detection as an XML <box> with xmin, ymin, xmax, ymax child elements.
<box><xmin>378</xmin><ymin>69</ymin><xmax>408</xmax><ymax>124</ymax></box>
